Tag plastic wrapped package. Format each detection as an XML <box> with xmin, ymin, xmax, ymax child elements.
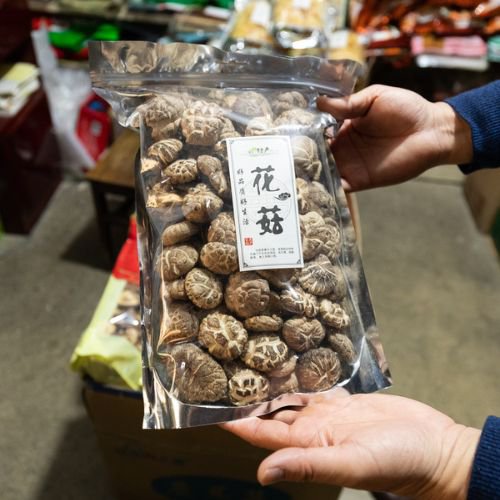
<box><xmin>224</xmin><ymin>0</ymin><xmax>276</xmax><ymax>52</ymax></box>
<box><xmin>273</xmin><ymin>0</ymin><xmax>334</xmax><ymax>49</ymax></box>
<box><xmin>89</xmin><ymin>41</ymin><xmax>391</xmax><ymax>429</ymax></box>
<box><xmin>71</xmin><ymin>219</ymin><xmax>142</xmax><ymax>390</ymax></box>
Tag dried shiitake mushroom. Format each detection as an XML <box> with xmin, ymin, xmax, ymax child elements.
<box><xmin>200</xmin><ymin>242</ymin><xmax>238</xmax><ymax>275</ymax></box>
<box><xmin>291</xmin><ymin>136</ymin><xmax>322</xmax><ymax>181</ymax></box>
<box><xmin>151</xmin><ymin>118</ymin><xmax>181</xmax><ymax>142</ymax></box>
<box><xmin>267</xmin><ymin>291</ymin><xmax>283</xmax><ymax>316</ymax></box>
<box><xmin>146</xmin><ymin>186</ymin><xmax>183</xmax><ymax>219</ymax></box>
<box><xmin>280</xmin><ymin>286</ymin><xmax>319</xmax><ymax>318</ymax></box>
<box><xmin>298</xmin><ymin>255</ymin><xmax>342</xmax><ymax>296</ymax></box>
<box><xmin>300</xmin><ymin>214</ymin><xmax>341</xmax><ymax>263</ymax></box>
<box><xmin>164</xmin><ymin>343</ymin><xmax>227</xmax><ymax>403</ymax></box>
<box><xmin>182</xmin><ymin>184</ymin><xmax>224</xmax><ymax>223</ymax></box>
<box><xmin>244</xmin><ymin>315</ymin><xmax>283</xmax><ymax>332</ymax></box>
<box><xmin>163</xmin><ymin>159</ymin><xmax>198</xmax><ymax>185</ymax></box>
<box><xmin>222</xmin><ymin>93</ymin><xmax>238</xmax><ymax>109</ymax></box>
<box><xmin>274</xmin><ymin>108</ymin><xmax>316</xmax><ymax>127</ymax></box>
<box><xmin>181</xmin><ymin>101</ymin><xmax>225</xmax><ymax>146</ymax></box>
<box><xmin>229</xmin><ymin>369</ymin><xmax>269</xmax><ymax>406</ymax></box>
<box><xmin>207</xmin><ymin>212</ymin><xmax>236</xmax><ymax>245</ymax></box>
<box><xmin>269</xmin><ymin>372</ymin><xmax>299</xmax><ymax>397</ymax></box>
<box><xmin>222</xmin><ymin>359</ymin><xmax>247</xmax><ymax>379</ymax></box>
<box><xmin>242</xmin><ymin>334</ymin><xmax>289</xmax><ymax>372</ymax></box>
<box><xmin>327</xmin><ymin>332</ymin><xmax>356</xmax><ymax>364</ymax></box>
<box><xmin>197</xmin><ymin>155</ymin><xmax>230</xmax><ymax>198</ymax></box>
<box><xmin>325</xmin><ymin>270</ymin><xmax>348</xmax><ymax>302</ymax></box>
<box><xmin>158</xmin><ymin>303</ymin><xmax>199</xmax><ymax>346</ymax></box>
<box><xmin>295</xmin><ymin>178</ymin><xmax>311</xmax><ymax>214</ymax></box>
<box><xmin>162</xmin><ymin>245</ymin><xmax>198</xmax><ymax>281</ymax></box>
<box><xmin>320</xmin><ymin>223</ymin><xmax>342</xmax><ymax>261</ymax></box>
<box><xmin>319</xmin><ymin>299</ymin><xmax>350</xmax><ymax>329</ymax></box>
<box><xmin>142</xmin><ymin>94</ymin><xmax>186</xmax><ymax>132</ymax></box>
<box><xmin>296</xmin><ymin>347</ymin><xmax>341</xmax><ymax>392</ymax></box>
<box><xmin>225</xmin><ymin>272</ymin><xmax>271</xmax><ymax>318</ymax></box>
<box><xmin>162</xmin><ymin>221</ymin><xmax>200</xmax><ymax>246</ymax></box>
<box><xmin>256</xmin><ymin>268</ymin><xmax>297</xmax><ymax>289</ymax></box>
<box><xmin>300</xmin><ymin>212</ymin><xmax>326</xmax><ymax>261</ymax></box>
<box><xmin>199</xmin><ymin>312</ymin><xmax>248</xmax><ymax>361</ymax></box>
<box><xmin>267</xmin><ymin>353</ymin><xmax>298</xmax><ymax>378</ymax></box>
<box><xmin>141</xmin><ymin>158</ymin><xmax>161</xmax><ymax>174</ymax></box>
<box><xmin>185</xmin><ymin>268</ymin><xmax>223</xmax><ymax>309</ymax></box>
<box><xmin>164</xmin><ymin>278</ymin><xmax>187</xmax><ymax>301</ymax></box>
<box><xmin>307</xmin><ymin>181</ymin><xmax>337</xmax><ymax>219</ymax></box>
<box><xmin>272</xmin><ymin>91</ymin><xmax>308</xmax><ymax>116</ymax></box>
<box><xmin>219</xmin><ymin>117</ymin><xmax>241</xmax><ymax>140</ymax></box>
<box><xmin>282</xmin><ymin>317</ymin><xmax>325</xmax><ymax>352</ymax></box>
<box><xmin>245</xmin><ymin>116</ymin><xmax>274</xmax><ymax>136</ymax></box>
<box><xmin>232</xmin><ymin>91</ymin><xmax>273</xmax><ymax>119</ymax></box>
<box><xmin>147</xmin><ymin>138</ymin><xmax>183</xmax><ymax>167</ymax></box>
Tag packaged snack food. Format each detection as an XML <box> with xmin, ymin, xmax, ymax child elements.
<box><xmin>224</xmin><ymin>0</ymin><xmax>275</xmax><ymax>52</ymax></box>
<box><xmin>273</xmin><ymin>0</ymin><xmax>332</xmax><ymax>49</ymax></box>
<box><xmin>89</xmin><ymin>41</ymin><xmax>391</xmax><ymax>428</ymax></box>
<box><xmin>71</xmin><ymin>218</ymin><xmax>142</xmax><ymax>390</ymax></box>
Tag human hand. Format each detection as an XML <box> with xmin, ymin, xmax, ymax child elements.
<box><xmin>317</xmin><ymin>85</ymin><xmax>473</xmax><ymax>191</ymax></box>
<box><xmin>222</xmin><ymin>390</ymin><xmax>480</xmax><ymax>499</ymax></box>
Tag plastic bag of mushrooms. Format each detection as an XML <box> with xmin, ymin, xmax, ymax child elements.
<box><xmin>89</xmin><ymin>41</ymin><xmax>392</xmax><ymax>429</ymax></box>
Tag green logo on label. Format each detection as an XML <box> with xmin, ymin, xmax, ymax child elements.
<box><xmin>248</xmin><ymin>146</ymin><xmax>272</xmax><ymax>156</ymax></box>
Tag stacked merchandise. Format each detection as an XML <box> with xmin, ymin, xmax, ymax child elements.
<box><xmin>57</xmin><ymin>0</ymin><xmax>123</xmax><ymax>12</ymax></box>
<box><xmin>71</xmin><ymin>217</ymin><xmax>142</xmax><ymax>390</ymax></box>
<box><xmin>0</xmin><ymin>63</ymin><xmax>40</xmax><ymax>117</ymax></box>
<box><xmin>223</xmin><ymin>0</ymin><xmax>350</xmax><ymax>55</ymax></box>
<box><xmin>349</xmin><ymin>0</ymin><xmax>500</xmax><ymax>70</ymax></box>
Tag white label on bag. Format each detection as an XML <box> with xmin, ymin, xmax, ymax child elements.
<box><xmin>293</xmin><ymin>0</ymin><xmax>311</xmax><ymax>9</ymax></box>
<box><xmin>227</xmin><ymin>136</ymin><xmax>304</xmax><ymax>271</ymax></box>
<box><xmin>250</xmin><ymin>1</ymin><xmax>271</xmax><ymax>26</ymax></box>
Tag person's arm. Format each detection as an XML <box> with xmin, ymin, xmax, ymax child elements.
<box><xmin>222</xmin><ymin>390</ymin><xmax>481</xmax><ymax>499</ymax></box>
<box><xmin>317</xmin><ymin>84</ymin><xmax>476</xmax><ymax>191</ymax></box>
<box><xmin>468</xmin><ymin>416</ymin><xmax>500</xmax><ymax>499</ymax></box>
<box><xmin>445</xmin><ymin>81</ymin><xmax>500</xmax><ymax>174</ymax></box>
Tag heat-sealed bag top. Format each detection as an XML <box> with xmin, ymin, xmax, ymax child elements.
<box><xmin>89</xmin><ymin>41</ymin><xmax>391</xmax><ymax>429</ymax></box>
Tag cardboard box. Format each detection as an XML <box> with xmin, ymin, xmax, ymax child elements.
<box><xmin>83</xmin><ymin>381</ymin><xmax>341</xmax><ymax>500</ymax></box>
<box><xmin>463</xmin><ymin>169</ymin><xmax>500</xmax><ymax>233</ymax></box>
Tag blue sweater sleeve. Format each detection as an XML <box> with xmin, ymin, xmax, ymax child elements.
<box><xmin>445</xmin><ymin>80</ymin><xmax>500</xmax><ymax>174</ymax></box>
<box><xmin>468</xmin><ymin>416</ymin><xmax>500</xmax><ymax>499</ymax></box>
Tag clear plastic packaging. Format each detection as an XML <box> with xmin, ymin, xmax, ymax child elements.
<box><xmin>89</xmin><ymin>41</ymin><xmax>391</xmax><ymax>429</ymax></box>
<box><xmin>272</xmin><ymin>0</ymin><xmax>333</xmax><ymax>50</ymax></box>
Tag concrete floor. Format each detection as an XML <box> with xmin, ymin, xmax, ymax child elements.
<box><xmin>0</xmin><ymin>170</ymin><xmax>499</xmax><ymax>499</ymax></box>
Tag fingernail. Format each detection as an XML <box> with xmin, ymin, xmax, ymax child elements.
<box><xmin>261</xmin><ymin>468</ymin><xmax>284</xmax><ymax>485</ymax></box>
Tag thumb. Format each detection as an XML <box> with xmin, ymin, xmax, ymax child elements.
<box><xmin>317</xmin><ymin>85</ymin><xmax>385</xmax><ymax>121</ymax></box>
<box><xmin>257</xmin><ymin>446</ymin><xmax>364</xmax><ymax>487</ymax></box>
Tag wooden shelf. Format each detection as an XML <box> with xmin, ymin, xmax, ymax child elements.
<box><xmin>27</xmin><ymin>0</ymin><xmax>229</xmax><ymax>25</ymax></box>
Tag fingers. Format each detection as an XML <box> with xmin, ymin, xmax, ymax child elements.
<box><xmin>221</xmin><ymin>417</ymin><xmax>293</xmax><ymax>450</ymax></box>
<box><xmin>317</xmin><ymin>85</ymin><xmax>385</xmax><ymax>121</ymax></box>
<box><xmin>257</xmin><ymin>446</ymin><xmax>361</xmax><ymax>487</ymax></box>
<box><xmin>268</xmin><ymin>408</ymin><xmax>301</xmax><ymax>425</ymax></box>
<box><xmin>304</xmin><ymin>387</ymin><xmax>351</xmax><ymax>408</ymax></box>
